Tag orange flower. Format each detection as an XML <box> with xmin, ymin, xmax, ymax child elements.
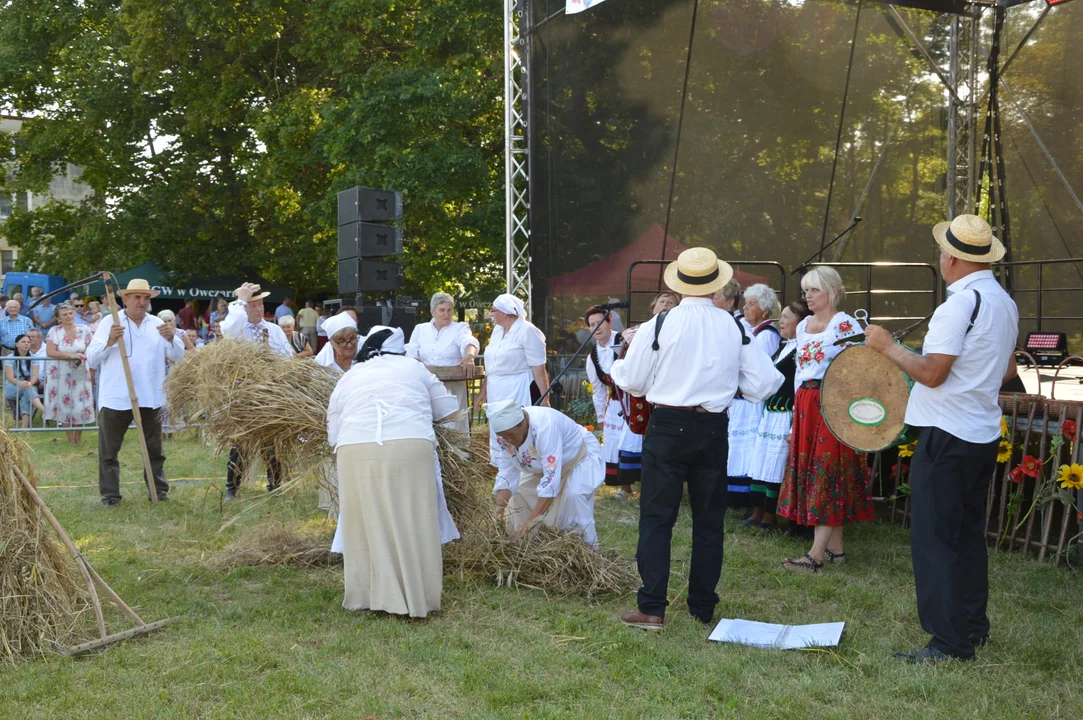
<box><xmin>583</xmin><ymin>424</ymin><xmax>595</xmax><ymax>432</ymax></box>
<box><xmin>1019</xmin><ymin>455</ymin><xmax>1043</xmax><ymax>479</ymax></box>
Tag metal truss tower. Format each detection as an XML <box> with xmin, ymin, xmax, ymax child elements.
<box><xmin>946</xmin><ymin>11</ymin><xmax>980</xmax><ymax>220</ymax></box>
<box><xmin>504</xmin><ymin>0</ymin><xmax>532</xmax><ymax>309</ymax></box>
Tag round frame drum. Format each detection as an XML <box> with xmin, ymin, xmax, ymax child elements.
<box><xmin>821</xmin><ymin>344</ymin><xmax>915</xmax><ymax>452</ymax></box>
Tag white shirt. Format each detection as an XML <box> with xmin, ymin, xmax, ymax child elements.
<box><xmin>87</xmin><ymin>310</ymin><xmax>185</xmax><ymax>410</ymax></box>
<box><xmin>905</xmin><ymin>270</ymin><xmax>1018</xmax><ymax>443</ymax></box>
<box><xmin>491</xmin><ymin>406</ymin><xmax>604</xmax><ymax>498</ymax></box>
<box><xmin>316</xmin><ymin>316</ymin><xmax>327</xmax><ymax>337</ymax></box>
<box><xmin>327</xmin><ymin>355</ymin><xmax>459</xmax><ymax>449</ymax></box>
<box><xmin>406</xmin><ymin>319</ymin><xmax>480</xmax><ymax>367</ymax></box>
<box><xmin>610</xmin><ymin>297</ymin><xmax>783</xmax><ymax>412</ymax></box>
<box><xmin>794</xmin><ymin>312</ymin><xmax>862</xmax><ymax>386</ymax></box>
<box><xmin>30</xmin><ymin>343</ymin><xmax>48</xmax><ymax>374</ymax></box>
<box><xmin>220</xmin><ymin>302</ymin><xmax>294</xmax><ymax>358</ymax></box>
<box><xmin>585</xmin><ymin>331</ymin><xmax>621</xmax><ymax>421</ymax></box>
<box><xmin>749</xmin><ymin>320</ymin><xmax>782</xmax><ymax>360</ymax></box>
<box><xmin>483</xmin><ymin>317</ymin><xmax>546</xmax><ymax>376</ymax></box>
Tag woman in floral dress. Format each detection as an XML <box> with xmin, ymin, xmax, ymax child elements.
<box><xmin>777</xmin><ymin>266</ymin><xmax>874</xmax><ymax>572</ymax></box>
<box><xmin>45</xmin><ymin>303</ymin><xmax>96</xmax><ymax>444</ymax></box>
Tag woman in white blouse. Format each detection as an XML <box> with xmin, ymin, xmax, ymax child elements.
<box><xmin>475</xmin><ymin>294</ymin><xmax>549</xmax><ymax>410</ymax></box>
<box><xmin>406</xmin><ymin>292</ymin><xmax>480</xmax><ymax>432</ymax></box>
<box><xmin>326</xmin><ymin>326</ymin><xmax>460</xmax><ymax>619</ymax></box>
<box><xmin>777</xmin><ymin>266</ymin><xmax>874</xmax><ymax>572</ymax></box>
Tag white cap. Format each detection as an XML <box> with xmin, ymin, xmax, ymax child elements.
<box><xmin>364</xmin><ymin>325</ymin><xmax>406</xmax><ymax>355</ymax></box>
<box><xmin>323</xmin><ymin>313</ymin><xmax>357</xmax><ymax>339</ymax></box>
<box><xmin>484</xmin><ymin>400</ymin><xmax>526</xmax><ymax>433</ymax></box>
<box><xmin>492</xmin><ymin>293</ymin><xmax>525</xmax><ymax>317</ymax></box>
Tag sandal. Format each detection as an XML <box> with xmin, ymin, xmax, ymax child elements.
<box><xmin>781</xmin><ymin>553</ymin><xmax>823</xmax><ymax>573</ymax></box>
<box><xmin>825</xmin><ymin>549</ymin><xmax>847</xmax><ymax>564</ymax></box>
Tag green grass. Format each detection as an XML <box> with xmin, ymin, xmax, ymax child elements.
<box><xmin>3</xmin><ymin>430</ymin><xmax>1082</xmax><ymax>719</ymax></box>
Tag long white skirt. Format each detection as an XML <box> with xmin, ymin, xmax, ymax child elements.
<box><xmin>748</xmin><ymin>410</ymin><xmax>794</xmax><ymax>485</ymax></box>
<box><xmin>599</xmin><ymin>398</ymin><xmax>625</xmax><ymax>464</ymax></box>
<box><xmin>336</xmin><ymin>439</ymin><xmax>442</xmax><ymax>618</ymax></box>
<box><xmin>727</xmin><ymin>397</ymin><xmax>765</xmax><ymax>477</ymax></box>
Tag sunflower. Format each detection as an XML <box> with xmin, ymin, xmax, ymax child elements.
<box><xmin>996</xmin><ymin>440</ymin><xmax>1013</xmax><ymax>464</ymax></box>
<box><xmin>1057</xmin><ymin>463</ymin><xmax>1083</xmax><ymax>490</ymax></box>
<box><xmin>582</xmin><ymin>380</ymin><xmax>594</xmax><ymax>395</ymax></box>
<box><xmin>898</xmin><ymin>440</ymin><xmax>918</xmax><ymax>459</ymax></box>
<box><xmin>1000</xmin><ymin>416</ymin><xmax>1010</xmax><ymax>439</ymax></box>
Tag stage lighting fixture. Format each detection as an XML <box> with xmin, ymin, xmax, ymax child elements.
<box><xmin>1024</xmin><ymin>331</ymin><xmax>1068</xmax><ymax>366</ymax></box>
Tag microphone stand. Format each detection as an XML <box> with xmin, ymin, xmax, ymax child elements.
<box><xmin>791</xmin><ymin>217</ymin><xmax>862</xmax><ymax>276</ymax></box>
<box><xmin>535</xmin><ymin>310</ymin><xmax>615</xmax><ymax>408</ymax></box>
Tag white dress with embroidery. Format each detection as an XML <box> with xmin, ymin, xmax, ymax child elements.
<box><xmin>727</xmin><ymin>321</ymin><xmax>782</xmax><ymax>477</ymax></box>
<box><xmin>491</xmin><ymin>406</ymin><xmax>604</xmax><ymax>545</ymax></box>
<box><xmin>584</xmin><ymin>331</ymin><xmax>625</xmax><ymax>465</ymax></box>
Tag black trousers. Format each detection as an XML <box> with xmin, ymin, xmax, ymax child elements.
<box><xmin>636</xmin><ymin>408</ymin><xmax>729</xmax><ymax>620</ymax></box>
<box><xmin>98</xmin><ymin>406</ymin><xmax>169</xmax><ymax>501</ymax></box>
<box><xmin>226</xmin><ymin>447</ymin><xmax>283</xmax><ymax>493</ymax></box>
<box><xmin>908</xmin><ymin>425</ymin><xmax>997</xmax><ymax>658</ymax></box>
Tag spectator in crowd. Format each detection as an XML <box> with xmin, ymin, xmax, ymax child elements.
<box><xmin>177</xmin><ymin>299</ymin><xmax>201</xmax><ymax>331</ymax></box>
<box><xmin>86</xmin><ymin>300</ymin><xmax>104</xmax><ymax>333</ymax></box>
<box><xmin>185</xmin><ymin>327</ymin><xmax>201</xmax><ymax>351</ymax></box>
<box><xmin>26</xmin><ymin>328</ymin><xmax>48</xmax><ymax>404</ymax></box>
<box><xmin>275</xmin><ymin>296</ymin><xmax>294</xmax><ymax>320</ymax></box>
<box><xmin>296</xmin><ymin>300</ymin><xmax>319</xmax><ymax>350</ymax></box>
<box><xmin>28</xmin><ymin>286</ymin><xmax>42</xmax><ymax>302</ymax></box>
<box><xmin>209</xmin><ymin>297</ymin><xmax>229</xmax><ymax>326</ymax></box>
<box><xmin>206</xmin><ymin>321</ymin><xmax>222</xmax><ymax>343</ymax></box>
<box><xmin>31</xmin><ymin>292</ymin><xmax>57</xmax><ymax>333</ymax></box>
<box><xmin>88</xmin><ymin>279</ymin><xmax>185</xmax><ymax>505</ymax></box>
<box><xmin>278</xmin><ymin>315</ymin><xmax>313</xmax><ymax>357</ymax></box>
<box><xmin>2</xmin><ymin>299</ymin><xmax>34</xmax><ymax>355</ymax></box>
<box><xmin>12</xmin><ymin>292</ymin><xmax>28</xmax><ymax>316</ymax></box>
<box><xmin>70</xmin><ymin>295</ymin><xmax>93</xmax><ymax>327</ymax></box>
<box><xmin>316</xmin><ymin>305</ymin><xmax>328</xmax><ymax>352</ymax></box>
<box><xmin>4</xmin><ymin>334</ymin><xmax>44</xmax><ymax>428</ymax></box>
<box><xmin>45</xmin><ymin>303</ymin><xmax>96</xmax><ymax>444</ymax></box>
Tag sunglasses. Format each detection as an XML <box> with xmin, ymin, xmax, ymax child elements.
<box><xmin>73</xmin><ymin>304</ymin><xmax>85</xmax><ymax>308</ymax></box>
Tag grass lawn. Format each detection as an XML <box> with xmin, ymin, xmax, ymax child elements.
<box><xmin>2</xmin><ymin>429</ymin><xmax>1082</xmax><ymax>719</ymax></box>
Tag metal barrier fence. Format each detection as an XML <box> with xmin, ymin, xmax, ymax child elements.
<box><xmin>992</xmin><ymin>258</ymin><xmax>1083</xmax><ymax>335</ymax></box>
<box><xmin>806</xmin><ymin>262</ymin><xmax>940</xmax><ymax>326</ymax></box>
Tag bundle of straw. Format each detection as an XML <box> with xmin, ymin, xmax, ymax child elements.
<box><xmin>166</xmin><ymin>339</ymin><xmax>339</xmax><ymax>479</ymax></box>
<box><xmin>179</xmin><ymin>341</ymin><xmax>637</xmax><ymax>597</ymax></box>
<box><xmin>0</xmin><ymin>430</ymin><xmax>88</xmax><ymax>661</ymax></box>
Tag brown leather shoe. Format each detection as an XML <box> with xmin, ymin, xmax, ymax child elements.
<box><xmin>620</xmin><ymin>609</ymin><xmax>664</xmax><ymax>631</ymax></box>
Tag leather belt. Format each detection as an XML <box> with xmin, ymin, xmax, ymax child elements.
<box><xmin>800</xmin><ymin>380</ymin><xmax>822</xmax><ymax>390</ymax></box>
<box><xmin>653</xmin><ymin>404</ymin><xmax>717</xmax><ymax>414</ymax></box>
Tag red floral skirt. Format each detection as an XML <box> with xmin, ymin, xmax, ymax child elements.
<box><xmin>777</xmin><ymin>386</ymin><xmax>874</xmax><ymax>527</ymax></box>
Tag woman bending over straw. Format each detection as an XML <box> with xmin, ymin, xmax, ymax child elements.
<box><xmin>327</xmin><ymin>326</ymin><xmax>460</xmax><ymax>619</ymax></box>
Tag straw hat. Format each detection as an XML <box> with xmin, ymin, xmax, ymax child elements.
<box><xmin>236</xmin><ymin>284</ymin><xmax>271</xmax><ymax>302</ymax></box>
<box><xmin>932</xmin><ymin>214</ymin><xmax>1005</xmax><ymax>263</ymax></box>
<box><xmin>116</xmin><ymin>279</ymin><xmax>160</xmax><ymax>299</ymax></box>
<box><xmin>663</xmin><ymin>247</ymin><xmax>733</xmax><ymax>296</ymax></box>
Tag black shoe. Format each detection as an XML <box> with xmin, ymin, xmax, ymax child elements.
<box><xmin>225</xmin><ymin>488</ymin><xmax>237</xmax><ymax>500</ymax></box>
<box><xmin>892</xmin><ymin>646</ymin><xmax>968</xmax><ymax>664</ymax></box>
<box><xmin>102</xmin><ymin>497</ymin><xmax>122</xmax><ymax>507</ymax></box>
<box><xmin>689</xmin><ymin>612</ymin><xmax>714</xmax><ymax>626</ymax></box>
<box><xmin>972</xmin><ymin>634</ymin><xmax>989</xmax><ymax>649</ymax></box>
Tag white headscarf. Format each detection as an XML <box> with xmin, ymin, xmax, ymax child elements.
<box><xmin>361</xmin><ymin>325</ymin><xmax>407</xmax><ymax>356</ymax></box>
<box><xmin>492</xmin><ymin>293</ymin><xmax>526</xmax><ymax>318</ymax></box>
<box><xmin>322</xmin><ymin>313</ymin><xmax>357</xmax><ymax>339</ymax></box>
<box><xmin>483</xmin><ymin>399</ymin><xmax>526</xmax><ymax>433</ymax></box>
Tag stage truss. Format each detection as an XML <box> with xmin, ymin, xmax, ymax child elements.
<box><xmin>504</xmin><ymin>0</ymin><xmax>532</xmax><ymax>308</ymax></box>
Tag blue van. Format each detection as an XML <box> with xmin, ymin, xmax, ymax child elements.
<box><xmin>1</xmin><ymin>272</ymin><xmax>70</xmax><ymax>306</ymax></box>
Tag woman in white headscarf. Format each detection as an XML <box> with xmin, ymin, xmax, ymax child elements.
<box><xmin>327</xmin><ymin>326</ymin><xmax>460</xmax><ymax>619</ymax></box>
<box><xmin>315</xmin><ymin>312</ymin><xmax>360</xmax><ymax>375</ymax></box>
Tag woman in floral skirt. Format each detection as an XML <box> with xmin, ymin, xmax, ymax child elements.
<box><xmin>778</xmin><ymin>267</ymin><xmax>874</xmax><ymax>571</ymax></box>
<box><xmin>45</xmin><ymin>303</ymin><xmax>96</xmax><ymax>444</ymax></box>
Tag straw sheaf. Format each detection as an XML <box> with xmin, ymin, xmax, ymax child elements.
<box><xmin>0</xmin><ymin>430</ymin><xmax>89</xmax><ymax>662</ymax></box>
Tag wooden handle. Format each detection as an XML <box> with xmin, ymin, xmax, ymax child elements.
<box><xmin>102</xmin><ymin>273</ymin><xmax>159</xmax><ymax>504</ymax></box>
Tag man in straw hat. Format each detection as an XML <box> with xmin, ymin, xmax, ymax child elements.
<box><xmin>484</xmin><ymin>399</ymin><xmax>605</xmax><ymax>545</ymax></box>
<box><xmin>611</xmin><ymin>247</ymin><xmax>783</xmax><ymax>631</ymax></box>
<box><xmin>220</xmin><ymin>281</ymin><xmax>295</xmax><ymax>499</ymax></box>
<box><xmin>87</xmin><ymin>279</ymin><xmax>186</xmax><ymax>505</ymax></box>
<box><xmin>865</xmin><ymin>214</ymin><xmax>1018</xmax><ymax>663</ymax></box>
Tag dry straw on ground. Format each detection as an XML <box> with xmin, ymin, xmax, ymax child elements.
<box><xmin>171</xmin><ymin>341</ymin><xmax>635</xmax><ymax>597</ymax></box>
<box><xmin>0</xmin><ymin>430</ymin><xmax>88</xmax><ymax>662</ymax></box>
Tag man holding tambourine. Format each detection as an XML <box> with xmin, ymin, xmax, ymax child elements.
<box><xmin>865</xmin><ymin>214</ymin><xmax>1018</xmax><ymax>664</ymax></box>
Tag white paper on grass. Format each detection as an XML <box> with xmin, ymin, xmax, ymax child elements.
<box><xmin>708</xmin><ymin>619</ymin><xmax>845</xmax><ymax>649</ymax></box>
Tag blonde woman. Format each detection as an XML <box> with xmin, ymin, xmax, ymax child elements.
<box><xmin>45</xmin><ymin>304</ymin><xmax>95</xmax><ymax>443</ymax></box>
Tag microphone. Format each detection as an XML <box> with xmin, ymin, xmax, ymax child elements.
<box><xmin>599</xmin><ymin>300</ymin><xmax>629</xmax><ymax>310</ymax></box>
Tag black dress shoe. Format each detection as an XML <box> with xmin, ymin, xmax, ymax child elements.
<box><xmin>892</xmin><ymin>646</ymin><xmax>970</xmax><ymax>664</ymax></box>
<box><xmin>689</xmin><ymin>612</ymin><xmax>714</xmax><ymax>626</ymax></box>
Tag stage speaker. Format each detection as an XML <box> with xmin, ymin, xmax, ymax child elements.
<box><xmin>358</xmin><ymin>300</ymin><xmax>420</xmax><ymax>338</ymax></box>
<box><xmin>338</xmin><ymin>259</ymin><xmax>402</xmax><ymax>295</ymax></box>
<box><xmin>337</xmin><ymin>186</ymin><xmax>403</xmax><ymax>225</ymax></box>
<box><xmin>338</xmin><ymin>222</ymin><xmax>403</xmax><ymax>260</ymax></box>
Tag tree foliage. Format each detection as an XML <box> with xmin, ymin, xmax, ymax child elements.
<box><xmin>0</xmin><ymin>0</ymin><xmax>506</xmax><ymax>300</ymax></box>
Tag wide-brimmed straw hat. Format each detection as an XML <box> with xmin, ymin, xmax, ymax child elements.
<box><xmin>932</xmin><ymin>214</ymin><xmax>1005</xmax><ymax>263</ymax></box>
<box><xmin>663</xmin><ymin>247</ymin><xmax>733</xmax><ymax>296</ymax></box>
<box><xmin>237</xmin><ymin>284</ymin><xmax>272</xmax><ymax>302</ymax></box>
<box><xmin>116</xmin><ymin>279</ymin><xmax>160</xmax><ymax>299</ymax></box>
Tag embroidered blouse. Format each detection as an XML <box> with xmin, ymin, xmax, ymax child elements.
<box><xmin>793</xmin><ymin>311</ymin><xmax>862</xmax><ymax>386</ymax></box>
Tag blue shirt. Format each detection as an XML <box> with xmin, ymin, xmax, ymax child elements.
<box><xmin>73</xmin><ymin>313</ymin><xmax>92</xmax><ymax>327</ymax></box>
<box><xmin>274</xmin><ymin>304</ymin><xmax>294</xmax><ymax>320</ymax></box>
<box><xmin>0</xmin><ymin>314</ymin><xmax>33</xmax><ymax>348</ymax></box>
<box><xmin>31</xmin><ymin>303</ymin><xmax>56</xmax><ymax>328</ymax></box>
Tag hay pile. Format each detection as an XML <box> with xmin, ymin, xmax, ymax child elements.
<box><xmin>177</xmin><ymin>341</ymin><xmax>637</xmax><ymax>598</ymax></box>
<box><xmin>0</xmin><ymin>430</ymin><xmax>88</xmax><ymax>661</ymax></box>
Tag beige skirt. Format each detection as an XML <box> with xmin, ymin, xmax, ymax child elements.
<box><xmin>337</xmin><ymin>439</ymin><xmax>442</xmax><ymax>618</ymax></box>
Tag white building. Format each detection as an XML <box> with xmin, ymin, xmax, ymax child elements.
<box><xmin>1</xmin><ymin>115</ymin><xmax>92</xmax><ymax>282</ymax></box>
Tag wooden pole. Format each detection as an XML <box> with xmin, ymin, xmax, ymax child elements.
<box><xmin>63</xmin><ymin>618</ymin><xmax>175</xmax><ymax>657</ymax></box>
<box><xmin>102</xmin><ymin>273</ymin><xmax>159</xmax><ymax>504</ymax></box>
<box><xmin>11</xmin><ymin>464</ymin><xmax>146</xmax><ymax>627</ymax></box>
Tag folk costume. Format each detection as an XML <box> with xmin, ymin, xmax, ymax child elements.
<box><xmin>726</xmin><ymin>319</ymin><xmax>781</xmax><ymax>508</ymax></box>
<box><xmin>584</xmin><ymin>329</ymin><xmax>626</xmax><ymax>486</ymax></box>
<box><xmin>776</xmin><ymin>311</ymin><xmax>875</xmax><ymax>528</ymax></box>
<box><xmin>611</xmin><ymin>248</ymin><xmax>783</xmax><ymax>628</ymax></box>
<box><xmin>748</xmin><ymin>339</ymin><xmax>799</xmax><ymax>516</ymax></box>
<box><xmin>487</xmin><ymin>401</ymin><xmax>605</xmax><ymax>546</ymax></box>
<box><xmin>327</xmin><ymin>327</ymin><xmax>460</xmax><ymax>618</ymax></box>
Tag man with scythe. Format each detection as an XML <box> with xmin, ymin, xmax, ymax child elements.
<box><xmin>87</xmin><ymin>279</ymin><xmax>186</xmax><ymax>505</ymax></box>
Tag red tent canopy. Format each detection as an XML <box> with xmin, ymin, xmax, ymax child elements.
<box><xmin>546</xmin><ymin>224</ymin><xmax>768</xmax><ymax>297</ymax></box>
